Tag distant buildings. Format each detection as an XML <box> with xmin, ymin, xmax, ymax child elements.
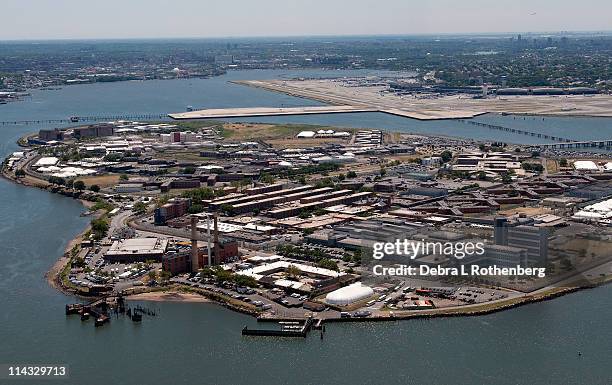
<box><xmin>73</xmin><ymin>124</ymin><xmax>115</xmax><ymax>139</ymax></box>
<box><xmin>154</xmin><ymin>198</ymin><xmax>192</xmax><ymax>225</ymax></box>
<box><xmin>451</xmin><ymin>152</ymin><xmax>522</xmax><ymax>177</ymax></box>
<box><xmin>38</xmin><ymin>128</ymin><xmax>66</xmax><ymax>141</ymax></box>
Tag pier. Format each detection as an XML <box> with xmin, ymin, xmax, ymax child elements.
<box><xmin>65</xmin><ymin>295</ymin><xmax>157</xmax><ymax>327</ymax></box>
<box><xmin>242</xmin><ymin>318</ymin><xmax>314</xmax><ymax>338</ymax></box>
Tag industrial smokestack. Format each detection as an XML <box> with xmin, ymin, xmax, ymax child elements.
<box><xmin>213</xmin><ymin>214</ymin><xmax>220</xmax><ymax>265</ymax></box>
<box><xmin>190</xmin><ymin>215</ymin><xmax>199</xmax><ymax>273</ymax></box>
<box><xmin>206</xmin><ymin>215</ymin><xmax>212</xmax><ymax>267</ymax></box>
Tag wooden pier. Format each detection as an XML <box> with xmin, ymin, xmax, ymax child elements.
<box><xmin>65</xmin><ymin>295</ymin><xmax>156</xmax><ymax>328</ymax></box>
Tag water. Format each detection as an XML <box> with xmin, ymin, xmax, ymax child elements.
<box><xmin>0</xmin><ymin>70</ymin><xmax>611</xmax><ymax>385</ymax></box>
<box><xmin>3</xmin><ymin>68</ymin><xmax>612</xmax><ymax>144</ymax></box>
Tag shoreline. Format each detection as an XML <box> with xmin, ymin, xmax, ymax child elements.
<box><xmin>3</xmin><ymin>137</ymin><xmax>611</xmax><ymax>324</ymax></box>
<box><xmin>127</xmin><ymin>291</ymin><xmax>212</xmax><ymax>303</ymax></box>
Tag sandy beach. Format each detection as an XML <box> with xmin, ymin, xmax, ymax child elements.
<box><xmin>127</xmin><ymin>291</ymin><xmax>212</xmax><ymax>303</ymax></box>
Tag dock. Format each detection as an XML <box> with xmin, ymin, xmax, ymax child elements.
<box><xmin>65</xmin><ymin>295</ymin><xmax>157</xmax><ymax>328</ymax></box>
<box><xmin>242</xmin><ymin>318</ymin><xmax>314</xmax><ymax>338</ymax></box>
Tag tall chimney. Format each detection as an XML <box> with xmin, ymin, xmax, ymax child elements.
<box><xmin>206</xmin><ymin>215</ymin><xmax>212</xmax><ymax>267</ymax></box>
<box><xmin>190</xmin><ymin>215</ymin><xmax>199</xmax><ymax>273</ymax></box>
<box><xmin>213</xmin><ymin>214</ymin><xmax>220</xmax><ymax>265</ymax></box>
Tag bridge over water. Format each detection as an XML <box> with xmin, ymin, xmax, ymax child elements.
<box><xmin>0</xmin><ymin>113</ymin><xmax>169</xmax><ymax>126</ymax></box>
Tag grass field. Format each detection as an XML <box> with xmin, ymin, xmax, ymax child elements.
<box><xmin>219</xmin><ymin>122</ymin><xmax>351</xmax><ymax>141</ymax></box>
<box><xmin>79</xmin><ymin>174</ymin><xmax>120</xmax><ymax>187</ymax></box>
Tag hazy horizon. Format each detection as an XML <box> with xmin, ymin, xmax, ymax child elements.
<box><xmin>3</xmin><ymin>0</ymin><xmax>612</xmax><ymax>40</ymax></box>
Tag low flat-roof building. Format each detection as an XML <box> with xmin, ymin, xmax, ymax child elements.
<box><xmin>105</xmin><ymin>238</ymin><xmax>168</xmax><ymax>263</ymax></box>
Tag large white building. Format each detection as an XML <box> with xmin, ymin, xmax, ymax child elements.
<box><xmin>325</xmin><ymin>282</ymin><xmax>374</xmax><ymax>306</ymax></box>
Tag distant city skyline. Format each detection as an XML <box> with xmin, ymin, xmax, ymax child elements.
<box><xmin>2</xmin><ymin>0</ymin><xmax>612</xmax><ymax>40</ymax></box>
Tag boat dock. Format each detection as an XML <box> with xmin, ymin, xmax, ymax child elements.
<box><xmin>65</xmin><ymin>295</ymin><xmax>157</xmax><ymax>327</ymax></box>
<box><xmin>242</xmin><ymin>318</ymin><xmax>315</xmax><ymax>338</ymax></box>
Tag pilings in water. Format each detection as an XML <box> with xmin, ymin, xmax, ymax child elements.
<box><xmin>65</xmin><ymin>294</ymin><xmax>157</xmax><ymax>327</ymax></box>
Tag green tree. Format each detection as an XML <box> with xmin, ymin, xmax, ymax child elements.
<box><xmin>260</xmin><ymin>172</ymin><xmax>276</xmax><ymax>184</ymax></box>
<box><xmin>220</xmin><ymin>204</ymin><xmax>234</xmax><ymax>215</ymax></box>
<box><xmin>147</xmin><ymin>270</ymin><xmax>158</xmax><ymax>281</ymax></box>
<box><xmin>215</xmin><ymin>269</ymin><xmax>233</xmax><ymax>284</ymax></box>
<box><xmin>119</xmin><ymin>174</ymin><xmax>129</xmax><ymax>181</ymax></box>
<box><xmin>133</xmin><ymin>201</ymin><xmax>147</xmax><ymax>214</ymax></box>
<box><xmin>181</xmin><ymin>187</ymin><xmax>215</xmax><ymax>202</ymax></box>
<box><xmin>181</xmin><ymin>166</ymin><xmax>196</xmax><ymax>174</ymax></box>
<box><xmin>90</xmin><ymin>184</ymin><xmax>100</xmax><ymax>193</ymax></box>
<box><xmin>187</xmin><ymin>204</ymin><xmax>204</xmax><ymax>214</ymax></box>
<box><xmin>317</xmin><ymin>258</ymin><xmax>339</xmax><ymax>271</ymax></box>
<box><xmin>73</xmin><ymin>180</ymin><xmax>86</xmax><ymax>191</ymax></box>
<box><xmin>160</xmin><ymin>270</ymin><xmax>172</xmax><ymax>282</ymax></box>
<box><xmin>90</xmin><ymin>218</ymin><xmax>109</xmax><ymax>240</ymax></box>
<box><xmin>440</xmin><ymin>150</ymin><xmax>453</xmax><ymax>163</ymax></box>
<box><xmin>286</xmin><ymin>265</ymin><xmax>301</xmax><ymax>279</ymax></box>
<box><xmin>48</xmin><ymin>176</ymin><xmax>65</xmax><ymax>185</ymax></box>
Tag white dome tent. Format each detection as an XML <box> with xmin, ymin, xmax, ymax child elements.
<box><xmin>325</xmin><ymin>282</ymin><xmax>374</xmax><ymax>306</ymax></box>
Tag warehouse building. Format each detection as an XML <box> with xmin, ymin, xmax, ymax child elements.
<box><xmin>105</xmin><ymin>238</ymin><xmax>169</xmax><ymax>263</ymax></box>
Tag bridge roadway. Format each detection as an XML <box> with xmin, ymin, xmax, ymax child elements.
<box><xmin>530</xmin><ymin>139</ymin><xmax>612</xmax><ymax>150</ymax></box>
<box><xmin>0</xmin><ymin>113</ymin><xmax>168</xmax><ymax>126</ymax></box>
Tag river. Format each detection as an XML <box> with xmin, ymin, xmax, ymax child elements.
<box><xmin>0</xmin><ymin>69</ymin><xmax>610</xmax><ymax>385</ymax></box>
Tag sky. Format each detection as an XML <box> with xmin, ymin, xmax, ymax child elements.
<box><xmin>2</xmin><ymin>0</ymin><xmax>612</xmax><ymax>40</ymax></box>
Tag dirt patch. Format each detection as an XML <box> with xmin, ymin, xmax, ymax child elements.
<box><xmin>127</xmin><ymin>291</ymin><xmax>211</xmax><ymax>303</ymax></box>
